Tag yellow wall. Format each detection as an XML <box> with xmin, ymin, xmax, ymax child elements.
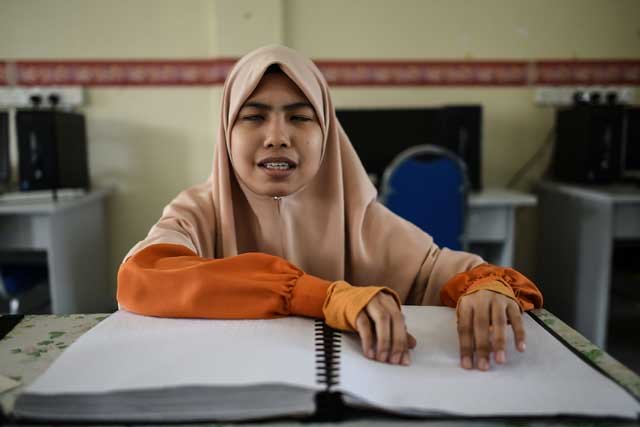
<box><xmin>285</xmin><ymin>0</ymin><xmax>640</xmax><ymax>58</ymax></box>
<box><xmin>1</xmin><ymin>0</ymin><xmax>221</xmax><ymax>306</ymax></box>
<box><xmin>0</xmin><ymin>0</ymin><xmax>217</xmax><ymax>58</ymax></box>
<box><xmin>1</xmin><ymin>0</ymin><xmax>639</xmax><ymax>304</ymax></box>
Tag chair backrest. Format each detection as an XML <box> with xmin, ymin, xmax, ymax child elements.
<box><xmin>379</xmin><ymin>144</ymin><xmax>469</xmax><ymax>251</ymax></box>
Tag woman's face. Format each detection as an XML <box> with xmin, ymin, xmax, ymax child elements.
<box><xmin>230</xmin><ymin>72</ymin><xmax>323</xmax><ymax>197</ymax></box>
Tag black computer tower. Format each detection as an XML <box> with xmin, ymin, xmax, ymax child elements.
<box><xmin>16</xmin><ymin>110</ymin><xmax>89</xmax><ymax>191</ymax></box>
<box><xmin>0</xmin><ymin>111</ymin><xmax>9</xmax><ymax>186</ymax></box>
<box><xmin>553</xmin><ymin>105</ymin><xmax>624</xmax><ymax>184</ymax></box>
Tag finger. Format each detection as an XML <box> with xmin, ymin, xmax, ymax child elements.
<box><xmin>507</xmin><ymin>303</ymin><xmax>526</xmax><ymax>352</ymax></box>
<box><xmin>366</xmin><ymin>297</ymin><xmax>391</xmax><ymax>362</ymax></box>
<box><xmin>402</xmin><ymin>324</ymin><xmax>416</xmax><ymax>366</ymax></box>
<box><xmin>389</xmin><ymin>311</ymin><xmax>407</xmax><ymax>365</ymax></box>
<box><xmin>355</xmin><ymin>312</ymin><xmax>376</xmax><ymax>359</ymax></box>
<box><xmin>491</xmin><ymin>298</ymin><xmax>508</xmax><ymax>364</ymax></box>
<box><xmin>407</xmin><ymin>333</ymin><xmax>417</xmax><ymax>349</ymax></box>
<box><xmin>457</xmin><ymin>300</ymin><xmax>474</xmax><ymax>370</ymax></box>
<box><xmin>378</xmin><ymin>295</ymin><xmax>408</xmax><ymax>365</ymax></box>
<box><xmin>473</xmin><ymin>301</ymin><xmax>491</xmax><ymax>371</ymax></box>
<box><xmin>379</xmin><ymin>295</ymin><xmax>415</xmax><ymax>365</ymax></box>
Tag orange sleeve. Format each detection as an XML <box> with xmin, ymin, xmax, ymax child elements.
<box><xmin>117</xmin><ymin>243</ymin><xmax>330</xmax><ymax>319</ymax></box>
<box><xmin>439</xmin><ymin>264</ymin><xmax>543</xmax><ymax>311</ymax></box>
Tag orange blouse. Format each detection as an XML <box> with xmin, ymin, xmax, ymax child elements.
<box><xmin>117</xmin><ymin>243</ymin><xmax>542</xmax><ymax>324</ymax></box>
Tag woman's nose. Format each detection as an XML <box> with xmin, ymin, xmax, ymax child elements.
<box><xmin>263</xmin><ymin>116</ymin><xmax>291</xmax><ymax>148</ymax></box>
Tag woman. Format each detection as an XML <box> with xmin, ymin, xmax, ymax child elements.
<box><xmin>117</xmin><ymin>45</ymin><xmax>542</xmax><ymax>371</ymax></box>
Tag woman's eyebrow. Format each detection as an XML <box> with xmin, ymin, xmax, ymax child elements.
<box><xmin>283</xmin><ymin>102</ymin><xmax>314</xmax><ymax>112</ymax></box>
<box><xmin>241</xmin><ymin>101</ymin><xmax>314</xmax><ymax>112</ymax></box>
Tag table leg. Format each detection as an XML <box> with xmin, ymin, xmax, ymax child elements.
<box><xmin>46</xmin><ymin>201</ymin><xmax>111</xmax><ymax>314</ymax></box>
<box><xmin>537</xmin><ymin>189</ymin><xmax>612</xmax><ymax>348</ymax></box>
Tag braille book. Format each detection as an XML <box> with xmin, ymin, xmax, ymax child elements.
<box><xmin>13</xmin><ymin>306</ymin><xmax>640</xmax><ymax>422</ymax></box>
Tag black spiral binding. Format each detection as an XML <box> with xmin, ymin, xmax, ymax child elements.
<box><xmin>313</xmin><ymin>320</ymin><xmax>344</xmax><ymax>421</ymax></box>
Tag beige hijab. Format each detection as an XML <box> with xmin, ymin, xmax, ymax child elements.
<box><xmin>127</xmin><ymin>45</ymin><xmax>484</xmax><ymax>305</ymax></box>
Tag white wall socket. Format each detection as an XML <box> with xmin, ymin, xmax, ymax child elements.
<box><xmin>534</xmin><ymin>86</ymin><xmax>635</xmax><ymax>107</ymax></box>
<box><xmin>0</xmin><ymin>86</ymin><xmax>85</xmax><ymax>109</ymax></box>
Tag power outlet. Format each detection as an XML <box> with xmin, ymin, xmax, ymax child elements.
<box><xmin>0</xmin><ymin>86</ymin><xmax>85</xmax><ymax>109</ymax></box>
<box><xmin>534</xmin><ymin>86</ymin><xmax>635</xmax><ymax>107</ymax></box>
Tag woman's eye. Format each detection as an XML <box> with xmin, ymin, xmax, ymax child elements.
<box><xmin>291</xmin><ymin>115</ymin><xmax>312</xmax><ymax>122</ymax></box>
<box><xmin>243</xmin><ymin>115</ymin><xmax>263</xmax><ymax>122</ymax></box>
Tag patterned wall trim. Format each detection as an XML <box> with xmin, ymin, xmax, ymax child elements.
<box><xmin>0</xmin><ymin>58</ymin><xmax>638</xmax><ymax>87</ymax></box>
<box><xmin>534</xmin><ymin>60</ymin><xmax>640</xmax><ymax>85</ymax></box>
<box><xmin>0</xmin><ymin>62</ymin><xmax>6</xmax><ymax>86</ymax></box>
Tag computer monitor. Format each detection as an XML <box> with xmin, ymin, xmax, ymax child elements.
<box><xmin>336</xmin><ymin>105</ymin><xmax>482</xmax><ymax>190</ymax></box>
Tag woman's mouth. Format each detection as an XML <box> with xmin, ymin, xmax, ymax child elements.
<box><xmin>257</xmin><ymin>158</ymin><xmax>297</xmax><ymax>179</ymax></box>
<box><xmin>263</xmin><ymin>162</ymin><xmax>293</xmax><ymax>170</ymax></box>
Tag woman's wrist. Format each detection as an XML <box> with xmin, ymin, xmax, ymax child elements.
<box><xmin>460</xmin><ymin>279</ymin><xmax>520</xmax><ymax>311</ymax></box>
<box><xmin>323</xmin><ymin>281</ymin><xmax>401</xmax><ymax>331</ymax></box>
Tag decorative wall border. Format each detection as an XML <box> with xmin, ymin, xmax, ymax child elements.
<box><xmin>0</xmin><ymin>59</ymin><xmax>237</xmax><ymax>87</ymax></box>
<box><xmin>318</xmin><ymin>60</ymin><xmax>530</xmax><ymax>86</ymax></box>
<box><xmin>535</xmin><ymin>60</ymin><xmax>640</xmax><ymax>85</ymax></box>
<box><xmin>0</xmin><ymin>58</ymin><xmax>638</xmax><ymax>87</ymax></box>
<box><xmin>0</xmin><ymin>62</ymin><xmax>6</xmax><ymax>86</ymax></box>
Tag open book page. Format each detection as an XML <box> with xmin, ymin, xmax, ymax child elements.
<box><xmin>339</xmin><ymin>306</ymin><xmax>640</xmax><ymax>418</ymax></box>
<box><xmin>23</xmin><ymin>310</ymin><xmax>320</xmax><ymax>394</ymax></box>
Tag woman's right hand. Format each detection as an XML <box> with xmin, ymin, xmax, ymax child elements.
<box><xmin>355</xmin><ymin>292</ymin><xmax>417</xmax><ymax>366</ymax></box>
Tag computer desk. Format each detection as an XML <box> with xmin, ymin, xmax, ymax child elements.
<box><xmin>467</xmin><ymin>188</ymin><xmax>537</xmax><ymax>267</ymax></box>
<box><xmin>536</xmin><ymin>180</ymin><xmax>640</xmax><ymax>349</ymax></box>
<box><xmin>376</xmin><ymin>183</ymin><xmax>537</xmax><ymax>267</ymax></box>
<box><xmin>0</xmin><ymin>189</ymin><xmax>111</xmax><ymax>314</ymax></box>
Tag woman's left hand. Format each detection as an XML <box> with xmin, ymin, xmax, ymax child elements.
<box><xmin>456</xmin><ymin>289</ymin><xmax>525</xmax><ymax>371</ymax></box>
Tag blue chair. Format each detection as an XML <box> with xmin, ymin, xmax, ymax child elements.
<box><xmin>379</xmin><ymin>145</ymin><xmax>469</xmax><ymax>251</ymax></box>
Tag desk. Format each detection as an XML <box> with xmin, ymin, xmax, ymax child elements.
<box><xmin>1</xmin><ymin>310</ymin><xmax>638</xmax><ymax>425</ymax></box>
<box><xmin>0</xmin><ymin>189</ymin><xmax>112</xmax><ymax>314</ymax></box>
<box><xmin>536</xmin><ymin>181</ymin><xmax>640</xmax><ymax>349</ymax></box>
<box><xmin>468</xmin><ymin>188</ymin><xmax>537</xmax><ymax>266</ymax></box>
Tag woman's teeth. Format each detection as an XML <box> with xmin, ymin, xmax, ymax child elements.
<box><xmin>264</xmin><ymin>162</ymin><xmax>292</xmax><ymax>170</ymax></box>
